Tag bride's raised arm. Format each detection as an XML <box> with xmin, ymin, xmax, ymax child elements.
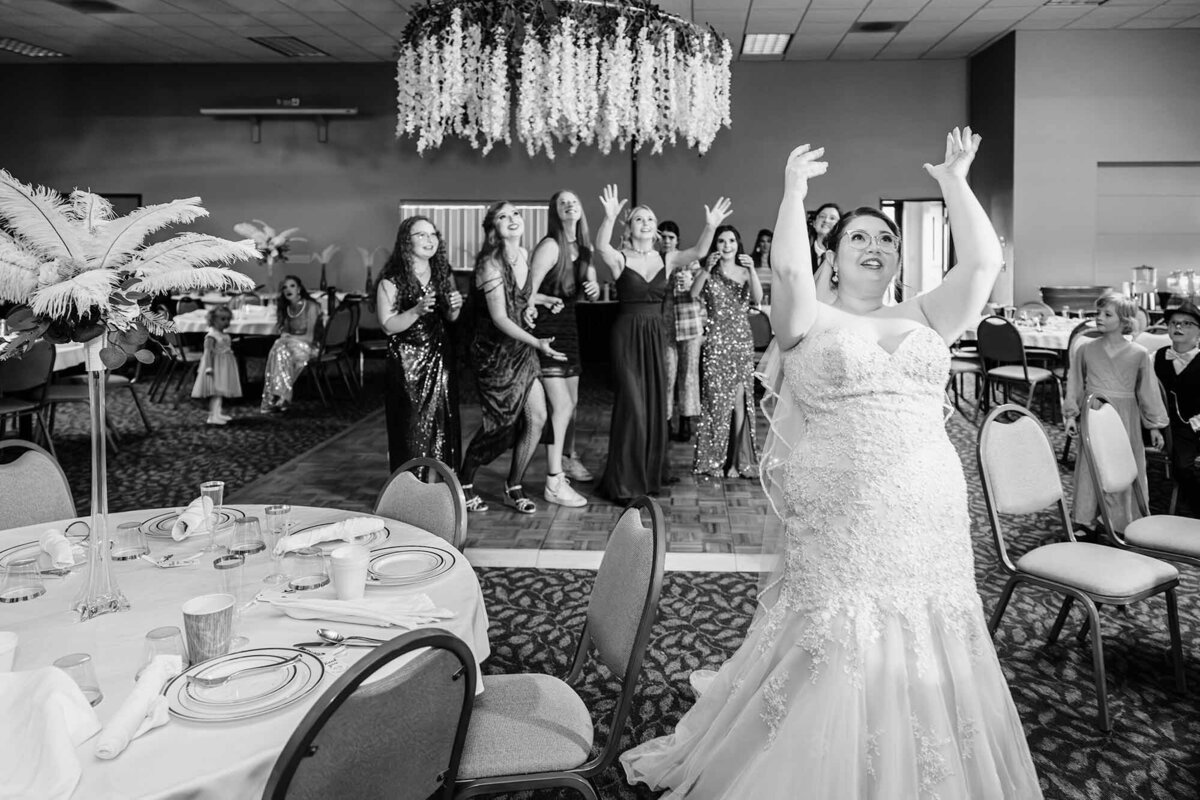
<box><xmin>912</xmin><ymin>127</ymin><xmax>1004</xmax><ymax>342</ymax></box>
<box><xmin>769</xmin><ymin>144</ymin><xmax>827</xmax><ymax>351</ymax></box>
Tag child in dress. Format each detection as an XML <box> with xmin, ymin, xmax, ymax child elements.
<box><xmin>191</xmin><ymin>306</ymin><xmax>242</xmax><ymax>426</ymax></box>
<box><xmin>1064</xmin><ymin>292</ymin><xmax>1167</xmax><ymax>533</ymax></box>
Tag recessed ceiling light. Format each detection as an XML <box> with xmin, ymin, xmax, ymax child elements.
<box><xmin>742</xmin><ymin>33</ymin><xmax>792</xmax><ymax>56</ymax></box>
<box><xmin>0</xmin><ymin>38</ymin><xmax>67</xmax><ymax>58</ymax></box>
<box><xmin>248</xmin><ymin>37</ymin><xmax>329</xmax><ymax>58</ymax></box>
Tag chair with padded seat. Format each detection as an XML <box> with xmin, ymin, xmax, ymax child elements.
<box><xmin>355</xmin><ymin>299</ymin><xmax>389</xmax><ymax>388</ymax></box>
<box><xmin>0</xmin><ymin>340</ymin><xmax>56</xmax><ymax>457</ymax></box>
<box><xmin>44</xmin><ymin>364</ymin><xmax>153</xmax><ymax>435</ymax></box>
<box><xmin>453</xmin><ymin>496</ymin><xmax>666</xmax><ymax>799</ymax></box>
<box><xmin>1057</xmin><ymin>318</ymin><xmax>1103</xmax><ymax>464</ymax></box>
<box><xmin>1081</xmin><ymin>392</ymin><xmax>1199</xmax><ymax>564</ymax></box>
<box><xmin>263</xmin><ymin>628</ymin><xmax>476</xmax><ymax>800</ymax></box>
<box><xmin>373</xmin><ymin>457</ymin><xmax>467</xmax><ymax>551</ymax></box>
<box><xmin>305</xmin><ymin>303</ymin><xmax>359</xmax><ymax>405</ymax></box>
<box><xmin>976</xmin><ymin>315</ymin><xmax>1062</xmax><ymax>419</ymax></box>
<box><xmin>977</xmin><ymin>403</ymin><xmax>1186</xmax><ymax>732</ymax></box>
<box><xmin>0</xmin><ymin>439</ymin><xmax>76</xmax><ymax>528</ymax></box>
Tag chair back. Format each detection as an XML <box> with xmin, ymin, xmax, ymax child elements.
<box><xmin>977</xmin><ymin>405</ymin><xmax>1071</xmax><ymax>572</ymax></box>
<box><xmin>565</xmin><ymin>496</ymin><xmax>665</xmax><ymax>775</ymax></box>
<box><xmin>264</xmin><ymin>628</ymin><xmax>475</xmax><ymax>800</ymax></box>
<box><xmin>0</xmin><ymin>340</ymin><xmax>55</xmax><ymax>395</ymax></box>
<box><xmin>749</xmin><ymin>311</ymin><xmax>773</xmax><ymax>351</ymax></box>
<box><xmin>976</xmin><ymin>315</ymin><xmax>1028</xmax><ymax>367</ymax></box>
<box><xmin>1080</xmin><ymin>393</ymin><xmax>1141</xmax><ymax>495</ymax></box>
<box><xmin>322</xmin><ymin>306</ymin><xmax>355</xmax><ymax>352</ymax></box>
<box><xmin>373</xmin><ymin>457</ymin><xmax>467</xmax><ymax>550</ymax></box>
<box><xmin>176</xmin><ymin>297</ymin><xmax>202</xmax><ymax>315</ymax></box>
<box><xmin>0</xmin><ymin>440</ymin><xmax>75</xmax><ymax>527</ymax></box>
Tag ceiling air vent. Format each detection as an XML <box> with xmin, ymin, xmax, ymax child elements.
<box><xmin>1043</xmin><ymin>0</ymin><xmax>1106</xmax><ymax>5</ymax></box>
<box><xmin>47</xmin><ymin>0</ymin><xmax>132</xmax><ymax>13</ymax></box>
<box><xmin>850</xmin><ymin>21</ymin><xmax>908</xmax><ymax>33</ymax></box>
<box><xmin>249</xmin><ymin>37</ymin><xmax>330</xmax><ymax>58</ymax></box>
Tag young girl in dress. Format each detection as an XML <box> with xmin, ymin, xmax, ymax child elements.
<box><xmin>1064</xmin><ymin>291</ymin><xmax>1168</xmax><ymax>533</ymax></box>
<box><xmin>192</xmin><ymin>306</ymin><xmax>242</xmax><ymax>426</ymax></box>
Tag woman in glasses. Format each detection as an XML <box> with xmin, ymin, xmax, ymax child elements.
<box><xmin>691</xmin><ymin>224</ymin><xmax>762</xmax><ymax>478</ymax></box>
<box><xmin>377</xmin><ymin>216</ymin><xmax>463</xmax><ymax>474</ymax></box>
<box><xmin>622</xmin><ymin>129</ymin><xmax>1043</xmax><ymax>798</ymax></box>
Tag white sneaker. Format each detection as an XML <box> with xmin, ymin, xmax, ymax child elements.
<box><xmin>562</xmin><ymin>454</ymin><xmax>594</xmax><ymax>482</ymax></box>
<box><xmin>545</xmin><ymin>473</ymin><xmax>587</xmax><ymax>508</ymax></box>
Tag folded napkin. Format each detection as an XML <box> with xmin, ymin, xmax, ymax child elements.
<box><xmin>39</xmin><ymin>528</ymin><xmax>75</xmax><ymax>569</ymax></box>
<box><xmin>95</xmin><ymin>655</ymin><xmax>179</xmax><ymax>760</ymax></box>
<box><xmin>0</xmin><ymin>667</ymin><xmax>101</xmax><ymax>800</ymax></box>
<box><xmin>274</xmin><ymin>516</ymin><xmax>386</xmax><ymax>556</ymax></box>
<box><xmin>259</xmin><ymin>591</ymin><xmax>455</xmax><ymax>628</ymax></box>
<box><xmin>171</xmin><ymin>496</ymin><xmax>214</xmax><ymax>541</ymax></box>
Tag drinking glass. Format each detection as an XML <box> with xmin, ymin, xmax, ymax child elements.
<box><xmin>110</xmin><ymin>521</ymin><xmax>150</xmax><ymax>561</ymax></box>
<box><xmin>262</xmin><ymin>505</ymin><xmax>291</xmax><ymax>585</ymax></box>
<box><xmin>199</xmin><ymin>481</ymin><xmax>226</xmax><ymax>555</ymax></box>
<box><xmin>229</xmin><ymin>517</ymin><xmax>265</xmax><ymax>556</ymax></box>
<box><xmin>0</xmin><ymin>557</ymin><xmax>46</xmax><ymax>603</ymax></box>
<box><xmin>213</xmin><ymin>554</ymin><xmax>249</xmax><ymax>649</ymax></box>
<box><xmin>284</xmin><ymin>547</ymin><xmax>329</xmax><ymax>591</ymax></box>
<box><xmin>53</xmin><ymin>653</ymin><xmax>103</xmax><ymax>706</ymax></box>
<box><xmin>136</xmin><ymin>626</ymin><xmax>187</xmax><ymax>681</ymax></box>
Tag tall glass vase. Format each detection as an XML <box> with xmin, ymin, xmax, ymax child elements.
<box><xmin>72</xmin><ymin>335</ymin><xmax>130</xmax><ymax>621</ymax></box>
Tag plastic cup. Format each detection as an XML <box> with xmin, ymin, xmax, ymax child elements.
<box><xmin>330</xmin><ymin>545</ymin><xmax>370</xmax><ymax>601</ymax></box>
<box><xmin>53</xmin><ymin>653</ymin><xmax>103</xmax><ymax>706</ymax></box>
<box><xmin>182</xmin><ymin>593</ymin><xmax>235</xmax><ymax>665</ymax></box>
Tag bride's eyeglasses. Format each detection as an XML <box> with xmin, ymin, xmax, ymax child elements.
<box><xmin>840</xmin><ymin>229</ymin><xmax>901</xmax><ymax>254</ymax></box>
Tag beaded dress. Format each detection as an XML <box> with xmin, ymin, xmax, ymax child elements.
<box><xmin>622</xmin><ymin>325</ymin><xmax>1043</xmax><ymax>799</ymax></box>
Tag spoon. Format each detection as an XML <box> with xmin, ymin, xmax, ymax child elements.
<box><xmin>317</xmin><ymin>628</ymin><xmax>385</xmax><ymax>647</ymax></box>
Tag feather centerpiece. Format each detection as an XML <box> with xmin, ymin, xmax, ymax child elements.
<box><xmin>234</xmin><ymin>219</ymin><xmax>306</xmax><ymax>286</ymax></box>
<box><xmin>0</xmin><ymin>169</ymin><xmax>257</xmax><ymax>367</ymax></box>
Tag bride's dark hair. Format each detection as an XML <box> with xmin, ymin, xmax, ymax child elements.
<box><xmin>823</xmin><ymin>207</ymin><xmax>899</xmax><ymax>256</ymax></box>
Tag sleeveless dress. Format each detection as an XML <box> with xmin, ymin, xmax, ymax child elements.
<box><xmin>693</xmin><ymin>268</ymin><xmax>757</xmax><ymax>475</ymax></box>
<box><xmin>621</xmin><ymin>325</ymin><xmax>1043</xmax><ymax>799</ymax></box>
<box><xmin>536</xmin><ymin>245</ymin><xmax>585</xmax><ymax>379</ymax></box>
<box><xmin>191</xmin><ymin>329</ymin><xmax>242</xmax><ymax>399</ymax></box>
<box><xmin>598</xmin><ymin>266</ymin><xmax>669</xmax><ymax>503</ymax></box>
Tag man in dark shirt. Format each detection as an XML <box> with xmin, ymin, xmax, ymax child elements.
<box><xmin>1153</xmin><ymin>301</ymin><xmax>1200</xmax><ymax>515</ymax></box>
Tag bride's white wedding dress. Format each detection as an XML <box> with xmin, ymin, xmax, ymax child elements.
<box><xmin>621</xmin><ymin>325</ymin><xmax>1043</xmax><ymax>799</ymax></box>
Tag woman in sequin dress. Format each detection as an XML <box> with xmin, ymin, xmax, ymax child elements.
<box><xmin>621</xmin><ymin>130</ymin><xmax>1042</xmax><ymax>798</ymax></box>
<box><xmin>459</xmin><ymin>201</ymin><xmax>564</xmax><ymax>513</ymax></box>
<box><xmin>593</xmin><ymin>184</ymin><xmax>731</xmax><ymax>503</ymax></box>
<box><xmin>377</xmin><ymin>215</ymin><xmax>464</xmax><ymax>474</ymax></box>
<box><xmin>261</xmin><ymin>275</ymin><xmax>321</xmax><ymax>412</ymax></box>
<box><xmin>524</xmin><ymin>190</ymin><xmax>600</xmax><ymax>508</ymax></box>
<box><xmin>692</xmin><ymin>225</ymin><xmax>763</xmax><ymax>477</ymax></box>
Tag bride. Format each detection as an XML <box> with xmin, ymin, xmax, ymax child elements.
<box><xmin>620</xmin><ymin>129</ymin><xmax>1043</xmax><ymax>798</ymax></box>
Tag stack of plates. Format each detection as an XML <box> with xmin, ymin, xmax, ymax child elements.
<box><xmin>0</xmin><ymin>536</ymin><xmax>88</xmax><ymax>575</ymax></box>
<box><xmin>285</xmin><ymin>522</ymin><xmax>391</xmax><ymax>552</ymax></box>
<box><xmin>140</xmin><ymin>508</ymin><xmax>246</xmax><ymax>539</ymax></box>
<box><xmin>367</xmin><ymin>545</ymin><xmax>456</xmax><ymax>586</ymax></box>
<box><xmin>163</xmin><ymin>648</ymin><xmax>324</xmax><ymax>722</ymax></box>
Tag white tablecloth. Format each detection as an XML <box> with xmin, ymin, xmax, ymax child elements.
<box><xmin>55</xmin><ymin>342</ymin><xmax>86</xmax><ymax>371</ymax></box>
<box><xmin>173</xmin><ymin>307</ymin><xmax>279</xmax><ymax>336</ymax></box>
<box><xmin>962</xmin><ymin>316</ymin><xmax>1076</xmax><ymax>351</ymax></box>
<box><xmin>0</xmin><ymin>504</ymin><xmax>490</xmax><ymax>800</ymax></box>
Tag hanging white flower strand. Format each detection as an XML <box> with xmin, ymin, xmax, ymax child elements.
<box><xmin>394</xmin><ymin>0</ymin><xmax>732</xmax><ymax>159</ymax></box>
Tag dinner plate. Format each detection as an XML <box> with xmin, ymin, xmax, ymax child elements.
<box><xmin>366</xmin><ymin>545</ymin><xmax>455</xmax><ymax>586</ymax></box>
<box><xmin>285</xmin><ymin>521</ymin><xmax>391</xmax><ymax>553</ymax></box>
<box><xmin>163</xmin><ymin>648</ymin><xmax>324</xmax><ymax>722</ymax></box>
<box><xmin>0</xmin><ymin>535</ymin><xmax>88</xmax><ymax>575</ymax></box>
<box><xmin>140</xmin><ymin>507</ymin><xmax>246</xmax><ymax>539</ymax></box>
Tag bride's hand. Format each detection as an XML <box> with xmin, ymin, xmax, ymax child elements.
<box><xmin>923</xmin><ymin>126</ymin><xmax>981</xmax><ymax>183</ymax></box>
<box><xmin>783</xmin><ymin>144</ymin><xmax>827</xmax><ymax>199</ymax></box>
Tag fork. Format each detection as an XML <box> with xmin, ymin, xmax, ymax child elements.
<box><xmin>187</xmin><ymin>654</ymin><xmax>302</xmax><ymax>689</ymax></box>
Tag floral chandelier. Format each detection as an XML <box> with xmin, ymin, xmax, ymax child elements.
<box><xmin>395</xmin><ymin>0</ymin><xmax>733</xmax><ymax>159</ymax></box>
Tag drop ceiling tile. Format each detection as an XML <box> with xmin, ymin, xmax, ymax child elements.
<box><xmin>746</xmin><ymin>8</ymin><xmax>805</xmax><ymax>29</ymax></box>
<box><xmin>1174</xmin><ymin>14</ymin><xmax>1200</xmax><ymax>24</ymax></box>
<box><xmin>108</xmin><ymin>0</ymin><xmax>181</xmax><ymax>10</ymax></box>
<box><xmin>891</xmin><ymin>20</ymin><xmax>961</xmax><ymax>35</ymax></box>
<box><xmin>1120</xmin><ymin>16</ymin><xmax>1179</xmax><ymax>24</ymax></box>
<box><xmin>1138</xmin><ymin>4</ymin><xmax>1198</xmax><ymax>16</ymax></box>
<box><xmin>338</xmin><ymin>0</ymin><xmax>405</xmax><ymax>9</ymax></box>
<box><xmin>801</xmin><ymin>8</ymin><xmax>862</xmax><ymax>21</ymax></box>
<box><xmin>858</xmin><ymin>5</ymin><xmax>925</xmax><ymax>20</ymax></box>
<box><xmin>1013</xmin><ymin>17</ymin><xmax>1070</xmax><ymax>28</ymax></box>
<box><xmin>751</xmin><ymin>0</ymin><xmax>810</xmax><ymax>8</ymax></box>
<box><xmin>795</xmin><ymin>20</ymin><xmax>854</xmax><ymax>34</ymax></box>
<box><xmin>969</xmin><ymin>7</ymin><xmax>1032</xmax><ymax>19</ymax></box>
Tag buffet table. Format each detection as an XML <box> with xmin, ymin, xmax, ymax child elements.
<box><xmin>1</xmin><ymin>504</ymin><xmax>490</xmax><ymax>800</ymax></box>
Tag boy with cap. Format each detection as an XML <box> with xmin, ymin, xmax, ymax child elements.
<box><xmin>1153</xmin><ymin>301</ymin><xmax>1200</xmax><ymax>513</ymax></box>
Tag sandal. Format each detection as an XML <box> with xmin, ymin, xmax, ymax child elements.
<box><xmin>503</xmin><ymin>484</ymin><xmax>536</xmax><ymax>515</ymax></box>
<box><xmin>462</xmin><ymin>484</ymin><xmax>489</xmax><ymax>513</ymax></box>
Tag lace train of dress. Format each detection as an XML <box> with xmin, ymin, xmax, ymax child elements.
<box><xmin>621</xmin><ymin>326</ymin><xmax>1042</xmax><ymax>799</ymax></box>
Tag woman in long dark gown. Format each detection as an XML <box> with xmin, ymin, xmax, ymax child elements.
<box><xmin>459</xmin><ymin>201</ymin><xmax>565</xmax><ymax>513</ymax></box>
<box><xmin>593</xmin><ymin>184</ymin><xmax>731</xmax><ymax>503</ymax></box>
<box><xmin>377</xmin><ymin>215</ymin><xmax>463</xmax><ymax>474</ymax></box>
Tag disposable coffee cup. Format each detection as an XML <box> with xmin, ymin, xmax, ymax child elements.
<box><xmin>182</xmin><ymin>593</ymin><xmax>235</xmax><ymax>665</ymax></box>
<box><xmin>329</xmin><ymin>545</ymin><xmax>370</xmax><ymax>601</ymax></box>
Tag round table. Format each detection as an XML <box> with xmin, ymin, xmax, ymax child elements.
<box><xmin>962</xmin><ymin>316</ymin><xmax>1077</xmax><ymax>351</ymax></box>
<box><xmin>173</xmin><ymin>307</ymin><xmax>279</xmax><ymax>336</ymax></box>
<box><xmin>1</xmin><ymin>504</ymin><xmax>490</xmax><ymax>800</ymax></box>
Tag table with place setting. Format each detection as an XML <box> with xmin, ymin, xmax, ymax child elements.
<box><xmin>0</xmin><ymin>503</ymin><xmax>489</xmax><ymax>800</ymax></box>
<box><xmin>172</xmin><ymin>305</ymin><xmax>281</xmax><ymax>337</ymax></box>
<box><xmin>962</xmin><ymin>314</ymin><xmax>1078</xmax><ymax>351</ymax></box>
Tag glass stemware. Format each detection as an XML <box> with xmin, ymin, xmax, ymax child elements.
<box><xmin>199</xmin><ymin>481</ymin><xmax>226</xmax><ymax>555</ymax></box>
<box><xmin>262</xmin><ymin>505</ymin><xmax>291</xmax><ymax>585</ymax></box>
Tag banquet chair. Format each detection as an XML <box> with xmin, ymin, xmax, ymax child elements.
<box><xmin>453</xmin><ymin>496</ymin><xmax>666</xmax><ymax>799</ymax></box>
<box><xmin>305</xmin><ymin>303</ymin><xmax>359</xmax><ymax>405</ymax></box>
<box><xmin>750</xmin><ymin>310</ymin><xmax>773</xmax><ymax>353</ymax></box>
<box><xmin>373</xmin><ymin>457</ymin><xmax>467</xmax><ymax>551</ymax></box>
<box><xmin>263</xmin><ymin>628</ymin><xmax>476</xmax><ymax>800</ymax></box>
<box><xmin>977</xmin><ymin>404</ymin><xmax>1185</xmax><ymax>732</ymax></box>
<box><xmin>1081</xmin><ymin>393</ymin><xmax>1199</xmax><ymax>565</ymax></box>
<box><xmin>947</xmin><ymin>357</ymin><xmax>982</xmax><ymax>422</ymax></box>
<box><xmin>355</xmin><ymin>300</ymin><xmax>388</xmax><ymax>388</ymax></box>
<box><xmin>43</xmin><ymin>364</ymin><xmax>153</xmax><ymax>435</ymax></box>
<box><xmin>976</xmin><ymin>315</ymin><xmax>1062</xmax><ymax>419</ymax></box>
<box><xmin>148</xmin><ymin>331</ymin><xmax>203</xmax><ymax>403</ymax></box>
<box><xmin>1058</xmin><ymin>319</ymin><xmax>1103</xmax><ymax>464</ymax></box>
<box><xmin>0</xmin><ymin>339</ymin><xmax>56</xmax><ymax>457</ymax></box>
<box><xmin>0</xmin><ymin>440</ymin><xmax>75</xmax><ymax>528</ymax></box>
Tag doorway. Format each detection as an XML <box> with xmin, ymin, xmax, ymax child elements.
<box><xmin>881</xmin><ymin>199</ymin><xmax>951</xmax><ymax>302</ymax></box>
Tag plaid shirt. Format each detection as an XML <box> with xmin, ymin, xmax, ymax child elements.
<box><xmin>670</xmin><ymin>261</ymin><xmax>706</xmax><ymax>341</ymax></box>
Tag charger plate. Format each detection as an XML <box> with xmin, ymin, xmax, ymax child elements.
<box><xmin>366</xmin><ymin>545</ymin><xmax>455</xmax><ymax>586</ymax></box>
<box><xmin>163</xmin><ymin>648</ymin><xmax>323</xmax><ymax>722</ymax></box>
<box><xmin>140</xmin><ymin>507</ymin><xmax>246</xmax><ymax>539</ymax></box>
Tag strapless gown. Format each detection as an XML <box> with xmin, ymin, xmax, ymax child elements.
<box><xmin>621</xmin><ymin>325</ymin><xmax>1043</xmax><ymax>799</ymax></box>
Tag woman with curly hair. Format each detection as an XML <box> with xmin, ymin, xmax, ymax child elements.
<box><xmin>377</xmin><ymin>215</ymin><xmax>464</xmax><ymax>473</ymax></box>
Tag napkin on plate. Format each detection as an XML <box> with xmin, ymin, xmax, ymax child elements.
<box><xmin>258</xmin><ymin>591</ymin><xmax>455</xmax><ymax>628</ymax></box>
<box><xmin>39</xmin><ymin>528</ymin><xmax>75</xmax><ymax>569</ymax></box>
<box><xmin>171</xmin><ymin>496</ymin><xmax>214</xmax><ymax>541</ymax></box>
<box><xmin>95</xmin><ymin>655</ymin><xmax>179</xmax><ymax>760</ymax></box>
<box><xmin>0</xmin><ymin>667</ymin><xmax>101</xmax><ymax>800</ymax></box>
<box><xmin>274</xmin><ymin>516</ymin><xmax>385</xmax><ymax>556</ymax></box>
